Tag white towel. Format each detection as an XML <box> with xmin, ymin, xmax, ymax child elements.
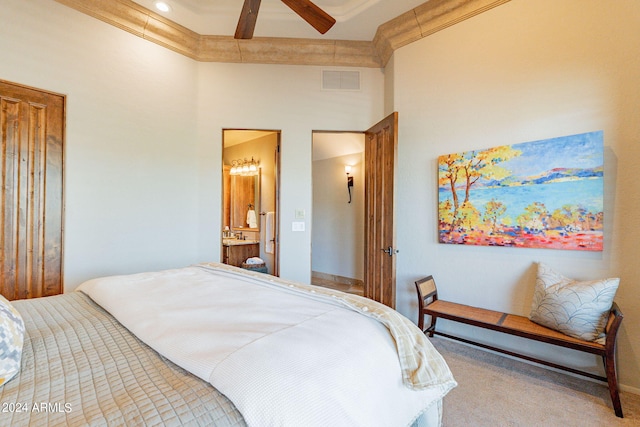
<box><xmin>245</xmin><ymin>257</ymin><xmax>264</xmax><ymax>265</ymax></box>
<box><xmin>265</xmin><ymin>212</ymin><xmax>275</xmax><ymax>254</ymax></box>
<box><xmin>247</xmin><ymin>209</ymin><xmax>258</xmax><ymax>228</ymax></box>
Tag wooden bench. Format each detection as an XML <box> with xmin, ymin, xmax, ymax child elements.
<box><xmin>415</xmin><ymin>276</ymin><xmax>624</xmax><ymax>418</ymax></box>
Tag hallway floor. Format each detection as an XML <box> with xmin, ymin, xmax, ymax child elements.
<box><xmin>311</xmin><ymin>275</ymin><xmax>364</xmax><ymax>296</ymax></box>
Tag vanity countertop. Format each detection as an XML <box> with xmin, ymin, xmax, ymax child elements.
<box><xmin>223</xmin><ymin>239</ymin><xmax>260</xmax><ymax>246</ymax></box>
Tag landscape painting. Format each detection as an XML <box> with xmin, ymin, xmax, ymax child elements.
<box><xmin>438</xmin><ymin>131</ymin><xmax>604</xmax><ymax>251</ymax></box>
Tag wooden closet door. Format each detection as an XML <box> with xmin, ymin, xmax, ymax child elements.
<box><xmin>0</xmin><ymin>80</ymin><xmax>64</xmax><ymax>300</ymax></box>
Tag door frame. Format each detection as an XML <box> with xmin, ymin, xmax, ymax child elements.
<box><xmin>310</xmin><ymin>112</ymin><xmax>398</xmax><ymax>307</ymax></box>
<box><xmin>221</xmin><ymin>128</ymin><xmax>281</xmax><ymax>276</ymax></box>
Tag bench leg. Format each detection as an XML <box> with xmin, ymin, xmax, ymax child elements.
<box><xmin>603</xmin><ymin>351</ymin><xmax>623</xmax><ymax>418</ymax></box>
<box><xmin>426</xmin><ymin>316</ymin><xmax>437</xmax><ymax>337</ymax></box>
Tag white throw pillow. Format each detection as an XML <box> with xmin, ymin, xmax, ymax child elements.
<box><xmin>0</xmin><ymin>295</ymin><xmax>24</xmax><ymax>387</ymax></box>
<box><xmin>529</xmin><ymin>263</ymin><xmax>619</xmax><ymax>343</ymax></box>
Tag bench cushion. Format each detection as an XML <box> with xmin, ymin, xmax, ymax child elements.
<box><xmin>425</xmin><ymin>299</ymin><xmax>605</xmax><ymax>352</ymax></box>
<box><xmin>529</xmin><ymin>263</ymin><xmax>619</xmax><ymax>344</ymax></box>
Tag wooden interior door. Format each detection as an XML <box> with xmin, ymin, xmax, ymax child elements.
<box><xmin>364</xmin><ymin>112</ymin><xmax>398</xmax><ymax>308</ymax></box>
<box><xmin>0</xmin><ymin>80</ymin><xmax>65</xmax><ymax>300</ymax></box>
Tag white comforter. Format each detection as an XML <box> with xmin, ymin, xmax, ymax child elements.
<box><xmin>78</xmin><ymin>263</ymin><xmax>456</xmax><ymax>427</ymax></box>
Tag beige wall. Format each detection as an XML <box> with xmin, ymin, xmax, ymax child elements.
<box><xmin>1</xmin><ymin>0</ymin><xmax>201</xmax><ymax>285</ymax></box>
<box><xmin>391</xmin><ymin>0</ymin><xmax>640</xmax><ymax>391</ymax></box>
<box><xmin>195</xmin><ymin>62</ymin><xmax>385</xmax><ymax>283</ymax></box>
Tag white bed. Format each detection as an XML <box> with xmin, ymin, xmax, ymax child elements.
<box><xmin>1</xmin><ymin>263</ymin><xmax>456</xmax><ymax>426</ymax></box>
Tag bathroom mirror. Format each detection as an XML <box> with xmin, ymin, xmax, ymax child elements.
<box><xmin>230</xmin><ymin>172</ymin><xmax>261</xmax><ymax>231</ymax></box>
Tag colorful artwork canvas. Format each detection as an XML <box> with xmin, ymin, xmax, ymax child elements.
<box><xmin>438</xmin><ymin>131</ymin><xmax>604</xmax><ymax>251</ymax></box>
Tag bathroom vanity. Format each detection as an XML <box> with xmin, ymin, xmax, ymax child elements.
<box><xmin>222</xmin><ymin>239</ymin><xmax>259</xmax><ymax>267</ymax></box>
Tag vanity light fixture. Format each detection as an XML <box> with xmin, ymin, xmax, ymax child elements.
<box><xmin>230</xmin><ymin>160</ymin><xmax>239</xmax><ymax>175</ymax></box>
<box><xmin>230</xmin><ymin>158</ymin><xmax>259</xmax><ymax>176</ymax></box>
<box><xmin>345</xmin><ymin>165</ymin><xmax>354</xmax><ymax>204</ymax></box>
<box><xmin>153</xmin><ymin>1</ymin><xmax>172</xmax><ymax>13</ymax></box>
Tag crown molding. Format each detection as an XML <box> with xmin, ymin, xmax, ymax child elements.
<box><xmin>54</xmin><ymin>0</ymin><xmax>510</xmax><ymax>68</ymax></box>
<box><xmin>373</xmin><ymin>0</ymin><xmax>511</xmax><ymax>65</ymax></box>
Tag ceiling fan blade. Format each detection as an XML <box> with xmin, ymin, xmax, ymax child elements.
<box><xmin>235</xmin><ymin>0</ymin><xmax>262</xmax><ymax>39</ymax></box>
<box><xmin>281</xmin><ymin>0</ymin><xmax>336</xmax><ymax>35</ymax></box>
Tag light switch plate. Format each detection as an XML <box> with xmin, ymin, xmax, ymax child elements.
<box><xmin>292</xmin><ymin>222</ymin><xmax>305</xmax><ymax>232</ymax></box>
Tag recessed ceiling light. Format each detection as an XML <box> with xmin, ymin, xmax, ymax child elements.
<box><xmin>153</xmin><ymin>1</ymin><xmax>171</xmax><ymax>13</ymax></box>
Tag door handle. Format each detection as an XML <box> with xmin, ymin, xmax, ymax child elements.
<box><xmin>381</xmin><ymin>246</ymin><xmax>399</xmax><ymax>257</ymax></box>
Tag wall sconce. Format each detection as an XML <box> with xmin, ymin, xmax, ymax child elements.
<box><xmin>230</xmin><ymin>157</ymin><xmax>259</xmax><ymax>176</ymax></box>
<box><xmin>345</xmin><ymin>165</ymin><xmax>354</xmax><ymax>203</ymax></box>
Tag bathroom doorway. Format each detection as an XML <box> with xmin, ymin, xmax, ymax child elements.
<box><xmin>311</xmin><ymin>131</ymin><xmax>365</xmax><ymax>295</ymax></box>
<box><xmin>222</xmin><ymin>129</ymin><xmax>280</xmax><ymax>276</ymax></box>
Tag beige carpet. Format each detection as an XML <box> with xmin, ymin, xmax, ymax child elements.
<box><xmin>431</xmin><ymin>336</ymin><xmax>640</xmax><ymax>426</ymax></box>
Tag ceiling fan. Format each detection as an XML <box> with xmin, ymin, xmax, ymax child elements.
<box><xmin>235</xmin><ymin>0</ymin><xmax>336</xmax><ymax>39</ymax></box>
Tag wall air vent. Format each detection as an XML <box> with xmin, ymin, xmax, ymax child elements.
<box><xmin>322</xmin><ymin>70</ymin><xmax>361</xmax><ymax>91</ymax></box>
